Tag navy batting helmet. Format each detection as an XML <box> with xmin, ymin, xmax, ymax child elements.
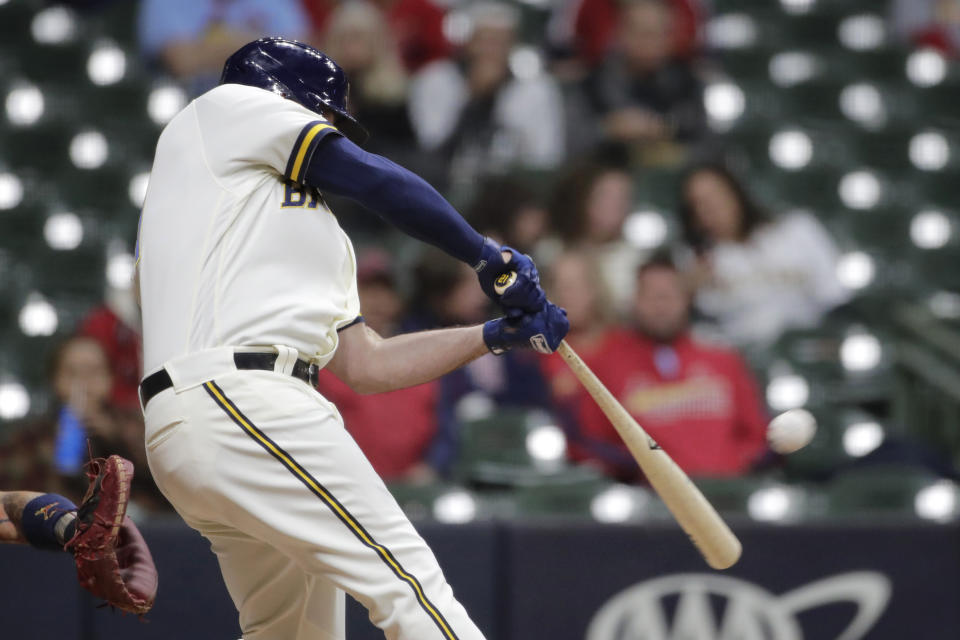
<box><xmin>220</xmin><ymin>37</ymin><xmax>368</xmax><ymax>144</ymax></box>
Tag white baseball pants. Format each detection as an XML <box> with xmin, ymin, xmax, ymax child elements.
<box><xmin>143</xmin><ymin>348</ymin><xmax>485</xmax><ymax>640</ymax></box>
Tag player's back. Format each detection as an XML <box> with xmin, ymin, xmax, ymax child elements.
<box><xmin>137</xmin><ymin>84</ymin><xmax>359</xmax><ymax>374</ymax></box>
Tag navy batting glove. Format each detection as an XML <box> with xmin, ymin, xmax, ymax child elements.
<box><xmin>475</xmin><ymin>237</ymin><xmax>546</xmax><ymax>314</ymax></box>
<box><xmin>483</xmin><ymin>302</ymin><xmax>569</xmax><ymax>355</ymax></box>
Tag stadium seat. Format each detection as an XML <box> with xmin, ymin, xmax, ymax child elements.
<box><xmin>510</xmin><ymin>470</ymin><xmax>611</xmax><ymax>518</ymax></box>
<box><xmin>825</xmin><ymin>464</ymin><xmax>941</xmax><ymax>515</ymax></box>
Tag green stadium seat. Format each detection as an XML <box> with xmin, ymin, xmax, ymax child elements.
<box><xmin>511</xmin><ymin>470</ymin><xmax>610</xmax><ymax>518</ymax></box>
<box><xmin>825</xmin><ymin>465</ymin><xmax>941</xmax><ymax>515</ymax></box>
<box><xmin>693</xmin><ymin>476</ymin><xmax>770</xmax><ymax>513</ymax></box>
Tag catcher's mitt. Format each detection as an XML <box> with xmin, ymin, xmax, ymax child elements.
<box><xmin>66</xmin><ymin>455</ymin><xmax>158</xmax><ymax>615</ymax></box>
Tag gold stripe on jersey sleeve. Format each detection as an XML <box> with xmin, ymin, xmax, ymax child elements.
<box><xmin>290</xmin><ymin>123</ymin><xmax>333</xmax><ymax>182</ymax></box>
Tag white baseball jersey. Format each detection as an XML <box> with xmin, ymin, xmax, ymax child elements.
<box><xmin>137</xmin><ymin>83</ymin><xmax>360</xmax><ymax>374</ymax></box>
<box><xmin>138</xmin><ymin>82</ymin><xmax>487</xmax><ymax>639</ymax></box>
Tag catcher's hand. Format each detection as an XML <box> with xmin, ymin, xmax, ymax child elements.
<box><xmin>66</xmin><ymin>455</ymin><xmax>158</xmax><ymax>615</ymax></box>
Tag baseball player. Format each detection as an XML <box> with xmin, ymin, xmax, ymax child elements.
<box><xmin>136</xmin><ymin>37</ymin><xmax>568</xmax><ymax>639</ymax></box>
<box><xmin>0</xmin><ymin>456</ymin><xmax>158</xmax><ymax>614</ymax></box>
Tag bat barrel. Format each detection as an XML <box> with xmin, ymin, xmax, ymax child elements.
<box><xmin>557</xmin><ymin>341</ymin><xmax>743</xmax><ymax>570</ymax></box>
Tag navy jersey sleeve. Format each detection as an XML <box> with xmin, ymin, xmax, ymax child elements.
<box><xmin>302</xmin><ymin>135</ymin><xmax>485</xmax><ymax>266</ymax></box>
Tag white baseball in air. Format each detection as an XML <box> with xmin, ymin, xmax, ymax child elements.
<box><xmin>767</xmin><ymin>408</ymin><xmax>817</xmax><ymax>454</ymax></box>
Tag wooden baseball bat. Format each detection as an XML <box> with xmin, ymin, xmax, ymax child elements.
<box><xmin>556</xmin><ymin>340</ymin><xmax>742</xmax><ymax>570</ymax></box>
<box><xmin>494</xmin><ymin>269</ymin><xmax>741</xmax><ymax>569</ymax></box>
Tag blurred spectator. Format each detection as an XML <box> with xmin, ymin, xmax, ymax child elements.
<box><xmin>403</xmin><ymin>249</ymin><xmax>553</xmax><ymax>476</ymax></box>
<box><xmin>467</xmin><ymin>176</ymin><xmax>549</xmax><ymax>257</ymax></box>
<box><xmin>78</xmin><ymin>285</ymin><xmax>141</xmax><ymax>411</ymax></box>
<box><xmin>302</xmin><ymin>0</ymin><xmax>451</xmax><ymax>71</ymax></box>
<box><xmin>138</xmin><ymin>0</ymin><xmax>310</xmax><ymax>94</ymax></box>
<box><xmin>586</xmin><ymin>0</ymin><xmax>705</xmax><ymax>162</ymax></box>
<box><xmin>678</xmin><ymin>163</ymin><xmax>848</xmax><ymax>349</ymax></box>
<box><xmin>551</xmin><ymin>0</ymin><xmax>703</xmax><ymax>68</ymax></box>
<box><xmin>545</xmin><ymin>255</ymin><xmax>768</xmax><ymax>482</ymax></box>
<box><xmin>408</xmin><ymin>2</ymin><xmax>566</xmax><ymax>183</ymax></box>
<box><xmin>315</xmin><ymin>250</ymin><xmax>439</xmax><ymax>483</ymax></box>
<box><xmin>0</xmin><ymin>336</ymin><xmax>164</xmax><ymax>511</ymax></box>
<box><xmin>321</xmin><ymin>1</ymin><xmax>416</xmax><ymax>156</ymax></box>
<box><xmin>549</xmin><ymin>161</ymin><xmax>644</xmax><ymax>316</ymax></box>
<box><xmin>539</xmin><ymin>250</ymin><xmax>619</xmax><ymax>411</ymax></box>
<box><xmin>890</xmin><ymin>0</ymin><xmax>960</xmax><ymax>57</ymax></box>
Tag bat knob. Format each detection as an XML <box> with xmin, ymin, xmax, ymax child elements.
<box><xmin>494</xmin><ymin>271</ymin><xmax>517</xmax><ymax>296</ymax></box>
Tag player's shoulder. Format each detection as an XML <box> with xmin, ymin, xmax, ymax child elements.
<box><xmin>197</xmin><ymin>84</ymin><xmax>312</xmax><ymax>116</ymax></box>
<box><xmin>197</xmin><ymin>83</ymin><xmax>285</xmax><ymax>109</ymax></box>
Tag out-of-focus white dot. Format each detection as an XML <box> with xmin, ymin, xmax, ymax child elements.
<box><xmin>769</xmin><ymin>51</ymin><xmax>816</xmax><ymax>87</ymax></box>
<box><xmin>591</xmin><ymin>485</ymin><xmax>645</xmax><ymax>523</ymax></box>
<box><xmin>909</xmin><ymin>131</ymin><xmax>950</xmax><ymax>171</ymax></box>
<box><xmin>843</xmin><ymin>421</ymin><xmax>884</xmax><ymax>457</ymax></box>
<box><xmin>432</xmin><ymin>490</ymin><xmax>477</xmax><ymax>524</ymax></box>
<box><xmin>69</xmin><ymin>130</ymin><xmax>109</xmax><ymax>169</ymax></box>
<box><xmin>704</xmin><ymin>82</ymin><xmax>745</xmax><ymax>131</ymax></box>
<box><xmin>0</xmin><ymin>173</ymin><xmax>24</xmax><ymax>210</ymax></box>
<box><xmin>836</xmin><ymin>251</ymin><xmax>875</xmax><ymax>290</ymax></box>
<box><xmin>706</xmin><ymin>13</ymin><xmax>757</xmax><ymax>50</ymax></box>
<box><xmin>525</xmin><ymin>424</ymin><xmax>566</xmax><ymax>464</ymax></box>
<box><xmin>147</xmin><ymin>85</ymin><xmax>187</xmax><ymax>125</ymax></box>
<box><xmin>18</xmin><ymin>294</ymin><xmax>58</xmax><ymax>337</ymax></box>
<box><xmin>44</xmin><ymin>212</ymin><xmax>83</xmax><ymax>250</ymax></box>
<box><xmin>0</xmin><ymin>381</ymin><xmax>30</xmax><ymax>420</ymax></box>
<box><xmin>838</xmin><ymin>170</ymin><xmax>881</xmax><ymax>209</ymax></box>
<box><xmin>911</xmin><ymin>210</ymin><xmax>952</xmax><ymax>249</ymax></box>
<box><xmin>766</xmin><ymin>374</ymin><xmax>809</xmax><ymax>411</ymax></box>
<box><xmin>442</xmin><ymin>11</ymin><xmax>473</xmax><ymax>46</ymax></box>
<box><xmin>838</xmin><ymin>14</ymin><xmax>885</xmax><ymax>51</ymax></box>
<box><xmin>5</xmin><ymin>83</ymin><xmax>45</xmax><ymax>126</ymax></box>
<box><xmin>840</xmin><ymin>333</ymin><xmax>882</xmax><ymax>372</ymax></box>
<box><xmin>31</xmin><ymin>6</ymin><xmax>77</xmax><ymax>44</ymax></box>
<box><xmin>747</xmin><ymin>486</ymin><xmax>793</xmax><ymax>522</ymax></box>
<box><xmin>624</xmin><ymin>210</ymin><xmax>668</xmax><ymax>249</ymax></box>
<box><xmin>87</xmin><ymin>43</ymin><xmax>126</xmax><ymax>86</ymax></box>
<box><xmin>106</xmin><ymin>252</ymin><xmax>135</xmax><ymax>289</ymax></box>
<box><xmin>929</xmin><ymin>291</ymin><xmax>960</xmax><ymax>319</ymax></box>
<box><xmin>915</xmin><ymin>481</ymin><xmax>958</xmax><ymax>522</ymax></box>
<box><xmin>508</xmin><ymin>46</ymin><xmax>542</xmax><ymax>80</ymax></box>
<box><xmin>455</xmin><ymin>391</ymin><xmax>495</xmax><ymax>422</ymax></box>
<box><xmin>907</xmin><ymin>48</ymin><xmax>947</xmax><ymax>87</ymax></box>
<box><xmin>769</xmin><ymin>129</ymin><xmax>813</xmax><ymax>170</ymax></box>
<box><xmin>780</xmin><ymin>0</ymin><xmax>814</xmax><ymax>15</ymax></box>
<box><xmin>839</xmin><ymin>83</ymin><xmax>886</xmax><ymax>129</ymax></box>
<box><xmin>128</xmin><ymin>172</ymin><xmax>150</xmax><ymax>207</ymax></box>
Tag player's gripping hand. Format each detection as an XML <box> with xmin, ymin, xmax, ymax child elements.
<box><xmin>483</xmin><ymin>301</ymin><xmax>569</xmax><ymax>355</ymax></box>
<box><xmin>475</xmin><ymin>237</ymin><xmax>546</xmax><ymax>314</ymax></box>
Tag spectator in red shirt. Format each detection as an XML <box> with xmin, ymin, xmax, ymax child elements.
<box><xmin>78</xmin><ymin>289</ymin><xmax>142</xmax><ymax>411</ymax></box>
<box><xmin>302</xmin><ymin>0</ymin><xmax>451</xmax><ymax>71</ymax></box>
<box><xmin>545</xmin><ymin>253</ymin><xmax>768</xmax><ymax>481</ymax></box>
<box><xmin>314</xmin><ymin>250</ymin><xmax>440</xmax><ymax>483</ymax></box>
<box><xmin>554</xmin><ymin>0</ymin><xmax>702</xmax><ymax>67</ymax></box>
<box><xmin>0</xmin><ymin>336</ymin><xmax>165</xmax><ymax>511</ymax></box>
<box><xmin>586</xmin><ymin>0</ymin><xmax>706</xmax><ymax>160</ymax></box>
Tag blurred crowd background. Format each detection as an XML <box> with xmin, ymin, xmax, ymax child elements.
<box><xmin>1</xmin><ymin>0</ymin><xmax>959</xmax><ymax>527</ymax></box>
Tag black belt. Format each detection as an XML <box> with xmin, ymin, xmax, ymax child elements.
<box><xmin>139</xmin><ymin>352</ymin><xmax>318</xmax><ymax>408</ymax></box>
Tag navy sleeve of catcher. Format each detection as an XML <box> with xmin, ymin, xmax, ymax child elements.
<box><xmin>303</xmin><ymin>135</ymin><xmax>485</xmax><ymax>265</ymax></box>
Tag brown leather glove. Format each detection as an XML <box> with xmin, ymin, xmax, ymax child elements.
<box><xmin>66</xmin><ymin>455</ymin><xmax>158</xmax><ymax>615</ymax></box>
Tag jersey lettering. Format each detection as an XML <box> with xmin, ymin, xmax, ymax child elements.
<box><xmin>282</xmin><ymin>181</ymin><xmax>322</xmax><ymax>209</ymax></box>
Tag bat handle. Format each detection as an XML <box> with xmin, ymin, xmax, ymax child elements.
<box><xmin>494</xmin><ymin>270</ymin><xmax>518</xmax><ymax>296</ymax></box>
